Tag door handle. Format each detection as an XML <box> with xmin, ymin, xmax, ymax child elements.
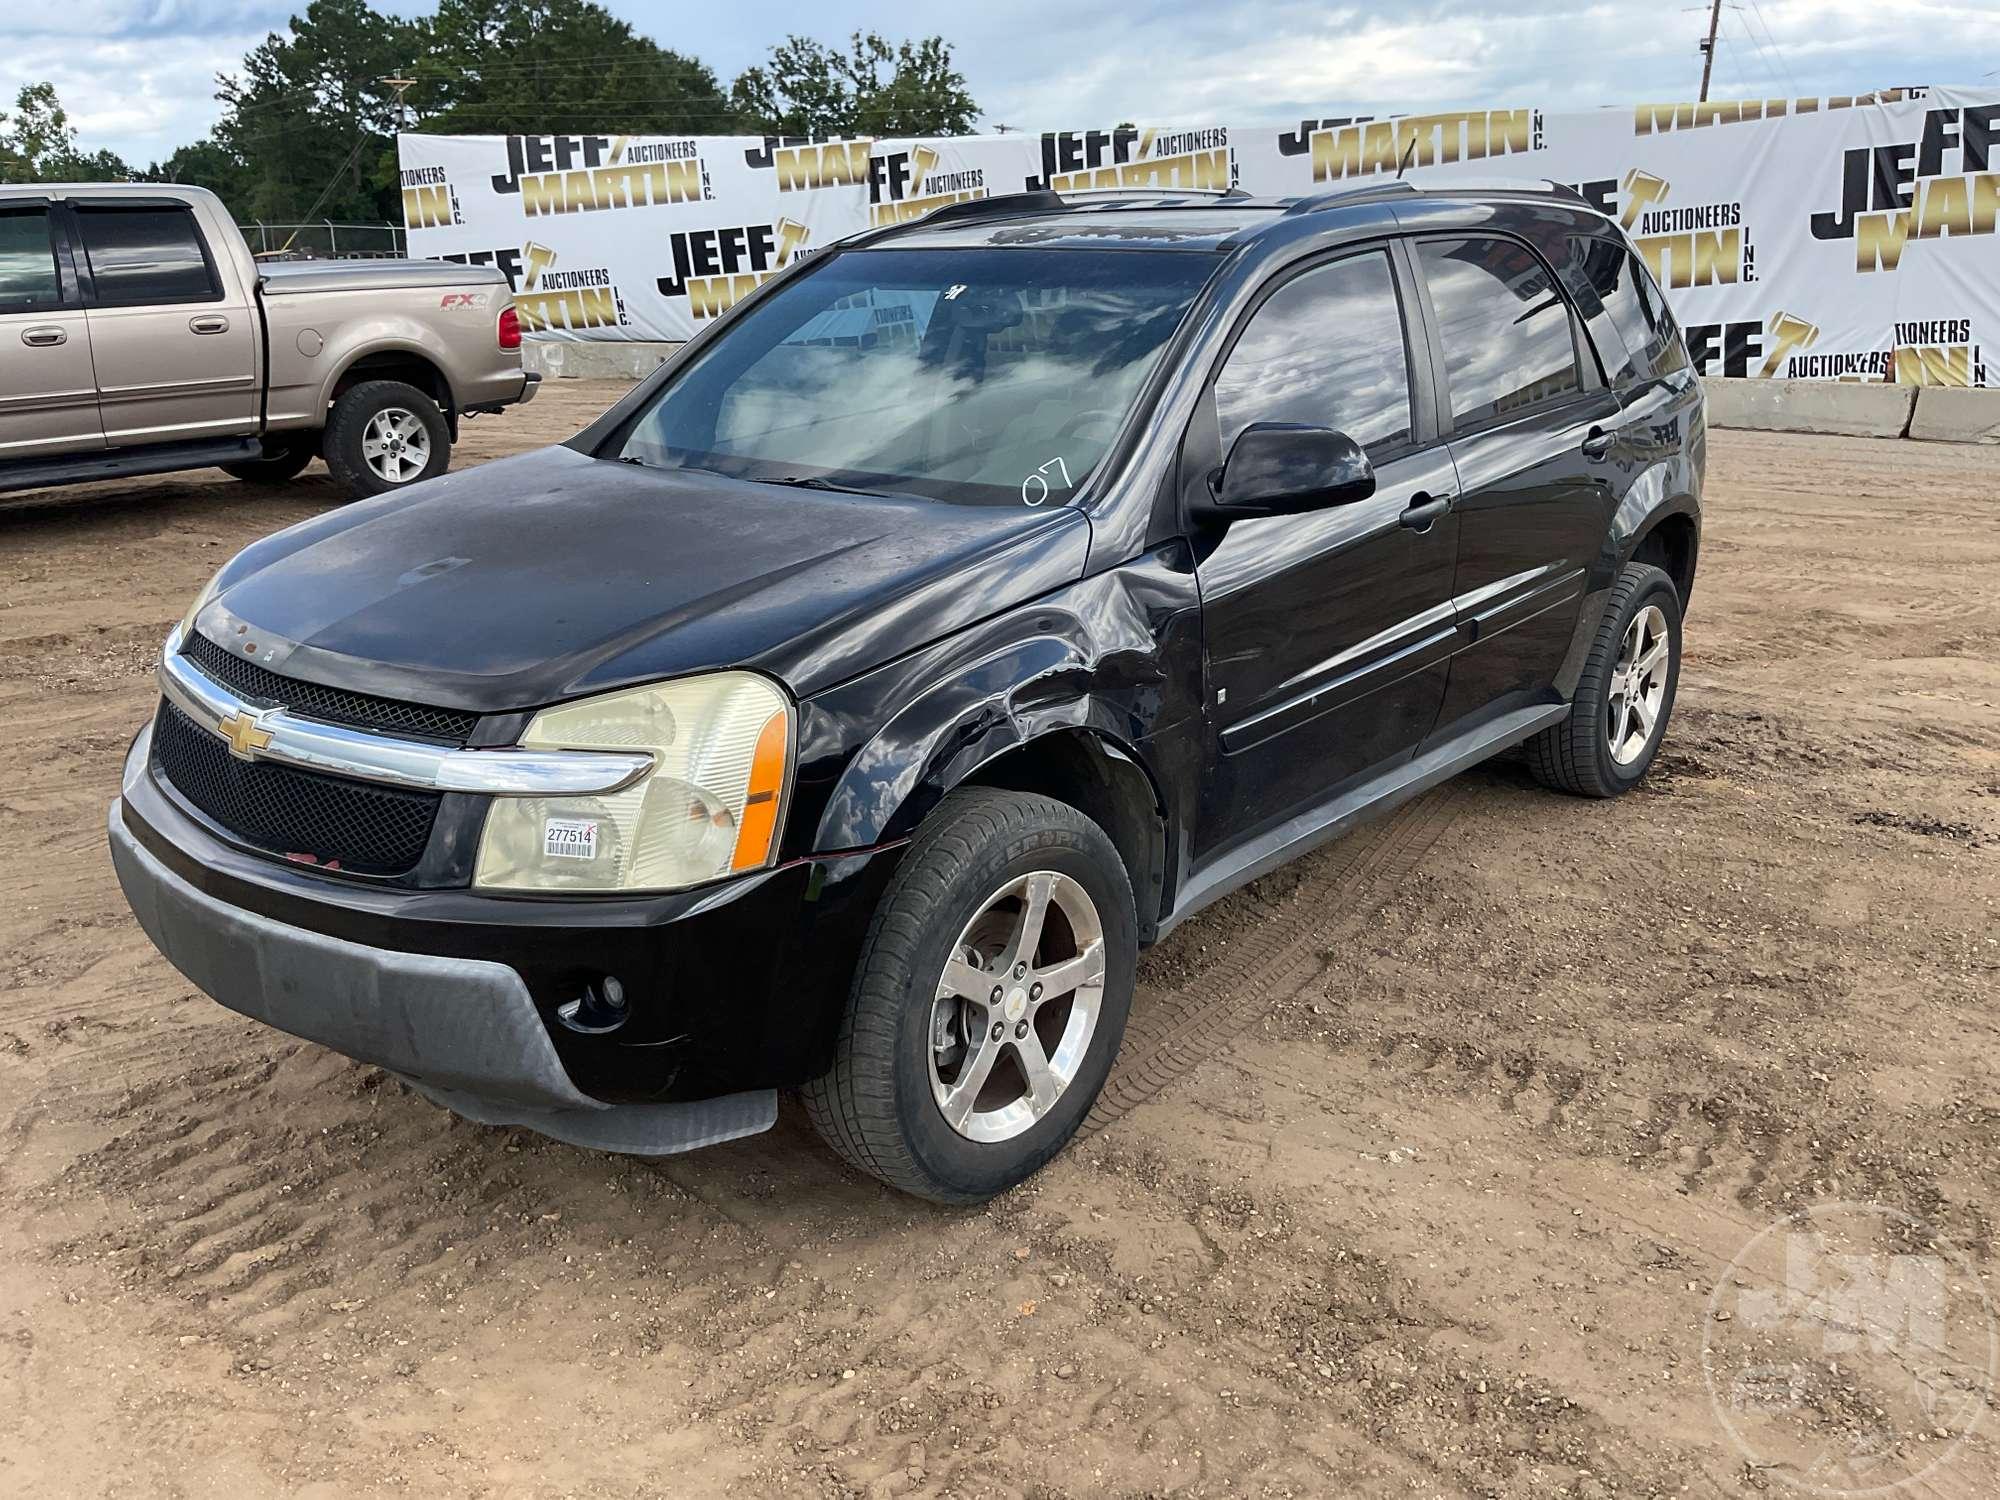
<box><xmin>21</xmin><ymin>325</ymin><xmax>67</xmax><ymax>347</ymax></box>
<box><xmin>1399</xmin><ymin>493</ymin><xmax>1454</xmax><ymax>533</ymax></box>
<box><xmin>189</xmin><ymin>314</ymin><xmax>231</xmax><ymax>335</ymax></box>
<box><xmin>1580</xmin><ymin>427</ymin><xmax>1616</xmax><ymax>460</ymax></box>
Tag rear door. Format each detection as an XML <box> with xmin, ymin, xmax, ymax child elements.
<box><xmin>70</xmin><ymin>199</ymin><xmax>258</xmax><ymax>447</ymax></box>
<box><xmin>1410</xmin><ymin>234</ymin><xmax>1622</xmax><ymax>733</ymax></box>
<box><xmin>1189</xmin><ymin>243</ymin><xmax>1460</xmax><ymax>860</ymax></box>
<box><xmin>0</xmin><ymin>198</ymin><xmax>102</xmax><ymax>460</ymax></box>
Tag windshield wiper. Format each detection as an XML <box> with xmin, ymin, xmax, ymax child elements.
<box><xmin>759</xmin><ymin>474</ymin><xmax>886</xmax><ymax>497</ymax></box>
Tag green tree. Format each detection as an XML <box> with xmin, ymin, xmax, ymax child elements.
<box><xmin>0</xmin><ymin>82</ymin><xmax>131</xmax><ymax>183</ymax></box>
<box><xmin>158</xmin><ymin>0</ymin><xmax>743</xmax><ymax>224</ymax></box>
<box><xmin>207</xmin><ymin>0</ymin><xmax>418</xmax><ymax>226</ymax></box>
<box><xmin>732</xmin><ymin>33</ymin><xmax>977</xmax><ymax>138</ymax></box>
<box><xmin>412</xmin><ymin>0</ymin><xmax>738</xmax><ymax>138</ymax></box>
<box><xmin>142</xmin><ymin>137</ymin><xmax>251</xmax><ymax>207</ymax></box>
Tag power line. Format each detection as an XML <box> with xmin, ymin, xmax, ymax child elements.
<box><xmin>1739</xmin><ymin>0</ymin><xmax>1802</xmax><ymax>95</ymax></box>
<box><xmin>277</xmin><ymin>122</ymin><xmax>378</xmax><ymax>252</ymax></box>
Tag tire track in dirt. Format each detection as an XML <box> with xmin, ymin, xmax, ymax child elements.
<box><xmin>1090</xmin><ymin>785</ymin><xmax>1467</xmax><ymax>1132</ymax></box>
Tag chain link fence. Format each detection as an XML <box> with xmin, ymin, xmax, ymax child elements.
<box><xmin>237</xmin><ymin>221</ymin><xmax>408</xmax><ymax>261</ymax></box>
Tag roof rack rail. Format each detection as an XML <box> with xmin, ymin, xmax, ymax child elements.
<box><xmin>1411</xmin><ymin>175</ymin><xmax>1591</xmax><ymax>205</ymax></box>
<box><xmin>1057</xmin><ymin>185</ymin><xmax>1241</xmax><ymax>203</ymax></box>
<box><xmin>1281</xmin><ymin>181</ymin><xmax>1419</xmax><ymax>215</ymax></box>
<box><xmin>911</xmin><ymin>190</ymin><xmax>1067</xmax><ymax>228</ymax></box>
<box><xmin>1282</xmin><ymin>176</ymin><xmax>1593</xmax><ymax>216</ymax></box>
<box><xmin>830</xmin><ymin>190</ymin><xmax>1068</xmax><ymax>252</ymax></box>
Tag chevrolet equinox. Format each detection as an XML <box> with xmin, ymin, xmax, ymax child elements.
<box><xmin>110</xmin><ymin>182</ymin><xmax>1703</xmax><ymax>1203</ymax></box>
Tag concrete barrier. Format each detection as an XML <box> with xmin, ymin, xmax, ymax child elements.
<box><xmin>523</xmin><ymin>340</ymin><xmax>681</xmax><ymax>381</ymax></box>
<box><xmin>1700</xmin><ymin>377</ymin><xmax>1915</xmax><ymax>438</ymax></box>
<box><xmin>1907</xmin><ymin>386</ymin><xmax>2000</xmax><ymax>444</ymax></box>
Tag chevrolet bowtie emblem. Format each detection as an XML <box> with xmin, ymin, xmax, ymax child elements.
<box><xmin>216</xmin><ymin>709</ymin><xmax>275</xmax><ymax>760</ymax></box>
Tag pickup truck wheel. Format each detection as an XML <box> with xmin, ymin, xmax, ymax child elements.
<box><xmin>219</xmin><ymin>436</ymin><xmax>315</xmax><ymax>485</ymax></box>
<box><xmin>324</xmin><ymin>380</ymin><xmax>450</xmax><ymax>498</ymax></box>
<box><xmin>1528</xmin><ymin>562</ymin><xmax>1682</xmax><ymax>797</ymax></box>
<box><xmin>804</xmin><ymin>788</ymin><xmax>1136</xmax><ymax>1204</ymax></box>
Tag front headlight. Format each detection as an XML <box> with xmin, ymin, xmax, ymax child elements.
<box><xmin>472</xmin><ymin>672</ymin><xmax>793</xmax><ymax>893</ymax></box>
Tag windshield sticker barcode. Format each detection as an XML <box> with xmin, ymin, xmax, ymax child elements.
<box><xmin>543</xmin><ymin>818</ymin><xmax>599</xmax><ymax>860</ymax></box>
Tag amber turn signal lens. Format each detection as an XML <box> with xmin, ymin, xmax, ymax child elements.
<box><xmin>730</xmin><ymin>709</ymin><xmax>790</xmax><ymax>871</ymax></box>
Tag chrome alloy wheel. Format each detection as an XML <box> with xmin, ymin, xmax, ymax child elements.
<box><xmin>1607</xmin><ymin>603</ymin><xmax>1671</xmax><ymax>765</ymax></box>
<box><xmin>360</xmin><ymin>407</ymin><xmax>431</xmax><ymax>485</ymax></box>
<box><xmin>928</xmin><ymin>870</ymin><xmax>1107</xmax><ymax>1144</ymax></box>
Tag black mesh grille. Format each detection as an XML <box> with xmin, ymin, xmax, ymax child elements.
<box><xmin>151</xmin><ymin>700</ymin><xmax>441</xmax><ymax>875</ymax></box>
<box><xmin>183</xmin><ymin>631</ymin><xmax>478</xmax><ymax>745</ymax></box>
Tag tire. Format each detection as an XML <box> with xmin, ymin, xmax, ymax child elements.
<box><xmin>804</xmin><ymin>787</ymin><xmax>1138</xmax><ymax>1204</ymax></box>
<box><xmin>323</xmin><ymin>380</ymin><xmax>450</xmax><ymax>499</ymax></box>
<box><xmin>219</xmin><ymin>436</ymin><xmax>315</xmax><ymax>485</ymax></box>
<box><xmin>1528</xmin><ymin>561</ymin><xmax>1682</xmax><ymax>798</ymax></box>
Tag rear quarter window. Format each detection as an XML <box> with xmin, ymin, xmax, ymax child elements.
<box><xmin>1568</xmin><ymin>235</ymin><xmax>1685</xmax><ymax>383</ymax></box>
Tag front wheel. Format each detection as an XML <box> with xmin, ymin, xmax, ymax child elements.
<box><xmin>804</xmin><ymin>788</ymin><xmax>1137</xmax><ymax>1203</ymax></box>
<box><xmin>323</xmin><ymin>380</ymin><xmax>450</xmax><ymax>499</ymax></box>
<box><xmin>1528</xmin><ymin>561</ymin><xmax>1682</xmax><ymax>797</ymax></box>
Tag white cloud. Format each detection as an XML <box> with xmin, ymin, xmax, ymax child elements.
<box><xmin>2</xmin><ymin>0</ymin><xmax>1995</xmax><ymax>167</ymax></box>
<box><xmin>1</xmin><ymin>3</ymin><xmax>288</xmax><ymax>166</ymax></box>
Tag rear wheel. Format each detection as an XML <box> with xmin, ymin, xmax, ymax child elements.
<box><xmin>804</xmin><ymin>788</ymin><xmax>1136</xmax><ymax>1203</ymax></box>
<box><xmin>323</xmin><ymin>380</ymin><xmax>450</xmax><ymax>499</ymax></box>
<box><xmin>1528</xmin><ymin>561</ymin><xmax>1682</xmax><ymax>797</ymax></box>
<box><xmin>219</xmin><ymin>436</ymin><xmax>315</xmax><ymax>485</ymax></box>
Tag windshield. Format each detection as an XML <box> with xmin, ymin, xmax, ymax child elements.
<box><xmin>616</xmin><ymin>247</ymin><xmax>1217</xmax><ymax>507</ymax></box>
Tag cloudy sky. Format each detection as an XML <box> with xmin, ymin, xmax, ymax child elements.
<box><xmin>4</xmin><ymin>1</ymin><xmax>1996</xmax><ymax>168</ymax></box>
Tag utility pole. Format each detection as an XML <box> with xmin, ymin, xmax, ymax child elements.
<box><xmin>1697</xmin><ymin>0</ymin><xmax>1723</xmax><ymax>101</ymax></box>
<box><xmin>382</xmin><ymin>75</ymin><xmax>417</xmax><ymax>134</ymax></box>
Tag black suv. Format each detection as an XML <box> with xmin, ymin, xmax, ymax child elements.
<box><xmin>110</xmin><ymin>182</ymin><xmax>1702</xmax><ymax>1203</ymax></box>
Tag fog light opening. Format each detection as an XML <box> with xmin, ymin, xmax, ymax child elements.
<box><xmin>556</xmin><ymin>975</ymin><xmax>630</xmax><ymax>1036</ymax></box>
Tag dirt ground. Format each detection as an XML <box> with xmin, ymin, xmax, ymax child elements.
<box><xmin>2</xmin><ymin>381</ymin><xmax>1996</xmax><ymax>1499</ymax></box>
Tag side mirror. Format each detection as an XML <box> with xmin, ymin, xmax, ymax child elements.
<box><xmin>1201</xmin><ymin>423</ymin><xmax>1376</xmax><ymax>520</ymax></box>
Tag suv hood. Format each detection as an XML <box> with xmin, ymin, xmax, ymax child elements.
<box><xmin>201</xmin><ymin>445</ymin><xmax>1091</xmax><ymax>713</ymax></box>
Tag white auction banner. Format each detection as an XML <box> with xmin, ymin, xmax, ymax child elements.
<box><xmin>401</xmin><ymin>87</ymin><xmax>1999</xmax><ymax>385</ymax></box>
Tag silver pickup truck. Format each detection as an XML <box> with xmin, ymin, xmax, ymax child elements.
<box><xmin>0</xmin><ymin>182</ymin><xmax>536</xmax><ymax>499</ymax></box>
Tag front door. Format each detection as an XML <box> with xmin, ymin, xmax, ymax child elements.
<box><xmin>1407</xmin><ymin>234</ymin><xmax>1621</xmax><ymax>732</ymax></box>
<box><xmin>1191</xmin><ymin>245</ymin><xmax>1460</xmax><ymax>862</ymax></box>
<box><xmin>71</xmin><ymin>199</ymin><xmax>258</xmax><ymax>447</ymax></box>
<box><xmin>0</xmin><ymin>199</ymin><xmax>102</xmax><ymax>461</ymax></box>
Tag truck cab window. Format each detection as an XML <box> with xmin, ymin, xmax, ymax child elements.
<box><xmin>75</xmin><ymin>205</ymin><xmax>219</xmax><ymax>305</ymax></box>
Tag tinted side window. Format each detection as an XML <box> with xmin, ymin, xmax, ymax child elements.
<box><xmin>1214</xmin><ymin>250</ymin><xmax>1413</xmax><ymax>457</ymax></box>
<box><xmin>1417</xmin><ymin>237</ymin><xmax>1579</xmax><ymax>429</ymax></box>
<box><xmin>1631</xmin><ymin>254</ymin><xmax>1690</xmax><ymax>374</ymax></box>
<box><xmin>76</xmin><ymin>205</ymin><xmax>219</xmax><ymax>305</ymax></box>
<box><xmin>1569</xmin><ymin>236</ymin><xmax>1676</xmax><ymax>383</ymax></box>
<box><xmin>0</xmin><ymin>206</ymin><xmax>61</xmax><ymax>312</ymax></box>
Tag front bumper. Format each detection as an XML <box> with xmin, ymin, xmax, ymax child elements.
<box><xmin>110</xmin><ymin>806</ymin><xmax>773</xmax><ymax>1153</ymax></box>
<box><xmin>111</xmin><ymin>720</ymin><xmax>903</xmax><ymax>1155</ymax></box>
